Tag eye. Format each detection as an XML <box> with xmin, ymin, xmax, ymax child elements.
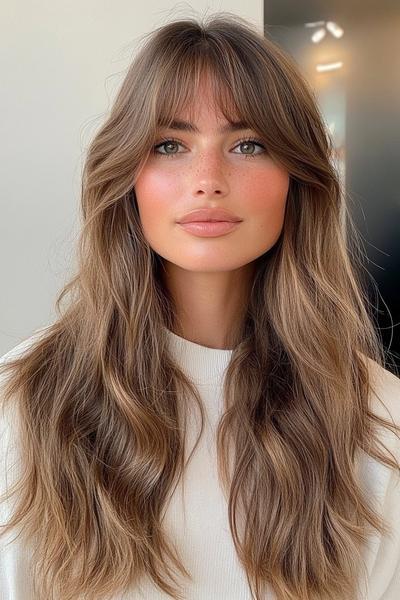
<box><xmin>152</xmin><ymin>137</ymin><xmax>267</xmax><ymax>158</ymax></box>
<box><xmin>153</xmin><ymin>138</ymin><xmax>184</xmax><ymax>157</ymax></box>
<box><xmin>233</xmin><ymin>138</ymin><xmax>266</xmax><ymax>158</ymax></box>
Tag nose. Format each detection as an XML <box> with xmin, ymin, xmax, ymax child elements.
<box><xmin>191</xmin><ymin>150</ymin><xmax>229</xmax><ymax>197</ymax></box>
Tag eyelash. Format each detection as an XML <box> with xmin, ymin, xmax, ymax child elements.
<box><xmin>152</xmin><ymin>137</ymin><xmax>267</xmax><ymax>159</ymax></box>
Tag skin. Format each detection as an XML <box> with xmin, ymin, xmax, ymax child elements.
<box><xmin>134</xmin><ymin>76</ymin><xmax>290</xmax><ymax>350</ymax></box>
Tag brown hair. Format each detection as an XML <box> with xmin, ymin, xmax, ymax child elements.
<box><xmin>1</xmin><ymin>11</ymin><xmax>399</xmax><ymax>600</ymax></box>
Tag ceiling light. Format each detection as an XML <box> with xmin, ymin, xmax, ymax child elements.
<box><xmin>326</xmin><ymin>21</ymin><xmax>344</xmax><ymax>38</ymax></box>
<box><xmin>316</xmin><ymin>61</ymin><xmax>343</xmax><ymax>72</ymax></box>
<box><xmin>311</xmin><ymin>28</ymin><xmax>326</xmax><ymax>43</ymax></box>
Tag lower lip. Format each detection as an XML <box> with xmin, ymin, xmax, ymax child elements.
<box><xmin>177</xmin><ymin>221</ymin><xmax>241</xmax><ymax>237</ymax></box>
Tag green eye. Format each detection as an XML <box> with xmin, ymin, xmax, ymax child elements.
<box><xmin>153</xmin><ymin>139</ymin><xmax>182</xmax><ymax>156</ymax></box>
<box><xmin>152</xmin><ymin>137</ymin><xmax>267</xmax><ymax>158</ymax></box>
<box><xmin>233</xmin><ymin>139</ymin><xmax>266</xmax><ymax>156</ymax></box>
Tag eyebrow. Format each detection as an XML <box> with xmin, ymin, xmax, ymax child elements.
<box><xmin>157</xmin><ymin>119</ymin><xmax>252</xmax><ymax>134</ymax></box>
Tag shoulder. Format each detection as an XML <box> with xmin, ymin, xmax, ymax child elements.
<box><xmin>355</xmin><ymin>356</ymin><xmax>400</xmax><ymax>495</ymax></box>
<box><xmin>357</xmin><ymin>358</ymin><xmax>400</xmax><ymax>598</ymax></box>
<box><xmin>0</xmin><ymin>328</ymin><xmax>54</xmax><ymax>525</ymax></box>
<box><xmin>356</xmin><ymin>356</ymin><xmax>400</xmax><ymax>498</ymax></box>
<box><xmin>0</xmin><ymin>326</ymin><xmax>52</xmax><ymax>486</ymax></box>
<box><xmin>364</xmin><ymin>356</ymin><xmax>400</xmax><ymax>430</ymax></box>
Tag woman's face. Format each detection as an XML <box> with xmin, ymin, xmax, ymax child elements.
<box><xmin>134</xmin><ymin>80</ymin><xmax>290</xmax><ymax>274</ymax></box>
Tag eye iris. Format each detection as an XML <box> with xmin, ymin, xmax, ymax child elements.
<box><xmin>165</xmin><ymin>141</ymin><xmax>178</xmax><ymax>153</ymax></box>
<box><xmin>241</xmin><ymin>141</ymin><xmax>255</xmax><ymax>154</ymax></box>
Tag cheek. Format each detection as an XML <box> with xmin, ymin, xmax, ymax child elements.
<box><xmin>134</xmin><ymin>167</ymin><xmax>177</xmax><ymax>224</ymax></box>
<box><xmin>243</xmin><ymin>168</ymin><xmax>289</xmax><ymax>227</ymax></box>
<box><xmin>134</xmin><ymin>162</ymin><xmax>289</xmax><ymax>248</ymax></box>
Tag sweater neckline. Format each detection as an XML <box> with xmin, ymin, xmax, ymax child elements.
<box><xmin>164</xmin><ymin>327</ymin><xmax>234</xmax><ymax>386</ymax></box>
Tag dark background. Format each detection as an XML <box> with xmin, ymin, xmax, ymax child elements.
<box><xmin>264</xmin><ymin>0</ymin><xmax>400</xmax><ymax>371</ymax></box>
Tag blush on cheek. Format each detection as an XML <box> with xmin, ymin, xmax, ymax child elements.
<box><xmin>136</xmin><ymin>169</ymin><xmax>175</xmax><ymax>198</ymax></box>
<box><xmin>246</xmin><ymin>169</ymin><xmax>289</xmax><ymax>210</ymax></box>
<box><xmin>135</xmin><ymin>168</ymin><xmax>180</xmax><ymax>224</ymax></box>
<box><xmin>135</xmin><ymin>166</ymin><xmax>180</xmax><ymax>210</ymax></box>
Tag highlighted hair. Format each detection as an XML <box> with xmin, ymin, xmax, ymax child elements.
<box><xmin>1</xmin><ymin>11</ymin><xmax>399</xmax><ymax>600</ymax></box>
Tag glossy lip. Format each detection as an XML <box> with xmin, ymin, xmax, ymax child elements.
<box><xmin>177</xmin><ymin>208</ymin><xmax>242</xmax><ymax>224</ymax></box>
<box><xmin>178</xmin><ymin>221</ymin><xmax>241</xmax><ymax>237</ymax></box>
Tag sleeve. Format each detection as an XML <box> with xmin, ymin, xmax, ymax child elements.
<box><xmin>0</xmin><ymin>376</ymin><xmax>36</xmax><ymax>599</ymax></box>
<box><xmin>0</xmin><ymin>327</ymin><xmax>53</xmax><ymax>599</ymax></box>
<box><xmin>362</xmin><ymin>362</ymin><xmax>400</xmax><ymax>600</ymax></box>
<box><xmin>367</xmin><ymin>462</ymin><xmax>400</xmax><ymax>600</ymax></box>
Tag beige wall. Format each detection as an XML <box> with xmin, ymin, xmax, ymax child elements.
<box><xmin>0</xmin><ymin>1</ymin><xmax>263</xmax><ymax>355</ymax></box>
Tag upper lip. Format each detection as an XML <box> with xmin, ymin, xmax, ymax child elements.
<box><xmin>177</xmin><ymin>208</ymin><xmax>242</xmax><ymax>223</ymax></box>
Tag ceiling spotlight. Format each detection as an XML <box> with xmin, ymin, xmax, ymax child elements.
<box><xmin>305</xmin><ymin>20</ymin><xmax>344</xmax><ymax>43</ymax></box>
<box><xmin>305</xmin><ymin>21</ymin><xmax>326</xmax><ymax>27</ymax></box>
<box><xmin>326</xmin><ymin>21</ymin><xmax>344</xmax><ymax>38</ymax></box>
<box><xmin>316</xmin><ymin>61</ymin><xmax>343</xmax><ymax>72</ymax></box>
<box><xmin>311</xmin><ymin>28</ymin><xmax>326</xmax><ymax>43</ymax></box>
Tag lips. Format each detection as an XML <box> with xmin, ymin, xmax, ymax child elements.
<box><xmin>177</xmin><ymin>208</ymin><xmax>242</xmax><ymax>224</ymax></box>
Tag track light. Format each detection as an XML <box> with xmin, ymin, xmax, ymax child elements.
<box><xmin>311</xmin><ymin>28</ymin><xmax>326</xmax><ymax>43</ymax></box>
<box><xmin>316</xmin><ymin>61</ymin><xmax>343</xmax><ymax>72</ymax></box>
<box><xmin>305</xmin><ymin>20</ymin><xmax>344</xmax><ymax>43</ymax></box>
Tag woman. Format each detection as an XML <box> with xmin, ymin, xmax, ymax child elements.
<box><xmin>1</xmin><ymin>12</ymin><xmax>399</xmax><ymax>600</ymax></box>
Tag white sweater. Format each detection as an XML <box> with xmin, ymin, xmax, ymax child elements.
<box><xmin>0</xmin><ymin>327</ymin><xmax>400</xmax><ymax>600</ymax></box>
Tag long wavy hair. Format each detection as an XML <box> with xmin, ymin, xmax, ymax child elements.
<box><xmin>1</xmin><ymin>12</ymin><xmax>399</xmax><ymax>600</ymax></box>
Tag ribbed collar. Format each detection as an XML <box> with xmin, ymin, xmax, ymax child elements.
<box><xmin>164</xmin><ymin>327</ymin><xmax>234</xmax><ymax>386</ymax></box>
